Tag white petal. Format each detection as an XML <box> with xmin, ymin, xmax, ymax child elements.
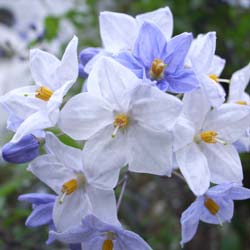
<box><xmin>0</xmin><ymin>86</ymin><xmax>45</xmax><ymax>120</ymax></box>
<box><xmin>45</xmin><ymin>132</ymin><xmax>83</xmax><ymax>172</ymax></box>
<box><xmin>127</xmin><ymin>125</ymin><xmax>173</xmax><ymax>176</ymax></box>
<box><xmin>130</xmin><ymin>85</ymin><xmax>182</xmax><ymax>131</ymax></box>
<box><xmin>28</xmin><ymin>154</ymin><xmax>74</xmax><ymax>194</ymax></box>
<box><xmin>203</xmin><ymin>103</ymin><xmax>250</xmax><ymax>143</ymax></box>
<box><xmin>200</xmin><ymin>143</ymin><xmax>243</xmax><ymax>184</ymax></box>
<box><xmin>12</xmin><ymin>109</ymin><xmax>59</xmax><ymax>143</ymax></box>
<box><xmin>99</xmin><ymin>11</ymin><xmax>138</xmax><ymax>53</ymax></box>
<box><xmin>176</xmin><ymin>143</ymin><xmax>210</xmax><ymax>195</ymax></box>
<box><xmin>228</xmin><ymin>63</ymin><xmax>250</xmax><ymax>102</ymax></box>
<box><xmin>87</xmin><ymin>56</ymin><xmax>140</xmax><ymax>110</ymax></box>
<box><xmin>207</xmin><ymin>55</ymin><xmax>226</xmax><ymax>76</ymax></box>
<box><xmin>59</xmin><ymin>93</ymin><xmax>114</xmax><ymax>140</ymax></box>
<box><xmin>30</xmin><ymin>49</ymin><xmax>61</xmax><ymax>91</ymax></box>
<box><xmin>136</xmin><ymin>6</ymin><xmax>173</xmax><ymax>40</ymax></box>
<box><xmin>87</xmin><ymin>186</ymin><xmax>119</xmax><ymax>225</ymax></box>
<box><xmin>53</xmin><ymin>189</ymin><xmax>90</xmax><ymax>232</ymax></box>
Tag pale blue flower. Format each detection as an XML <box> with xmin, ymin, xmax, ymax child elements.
<box><xmin>180</xmin><ymin>183</ymin><xmax>250</xmax><ymax>246</ymax></box>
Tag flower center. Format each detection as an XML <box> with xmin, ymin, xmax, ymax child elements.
<box><xmin>209</xmin><ymin>74</ymin><xmax>218</xmax><ymax>83</ymax></box>
<box><xmin>149</xmin><ymin>58</ymin><xmax>166</xmax><ymax>80</ymax></box>
<box><xmin>112</xmin><ymin>113</ymin><xmax>129</xmax><ymax>138</ymax></box>
<box><xmin>199</xmin><ymin>130</ymin><xmax>227</xmax><ymax>145</ymax></box>
<box><xmin>35</xmin><ymin>86</ymin><xmax>53</xmax><ymax>101</ymax></box>
<box><xmin>59</xmin><ymin>174</ymin><xmax>87</xmax><ymax>204</ymax></box>
<box><xmin>102</xmin><ymin>232</ymin><xmax>116</xmax><ymax>250</ymax></box>
<box><xmin>235</xmin><ymin>100</ymin><xmax>247</xmax><ymax>105</ymax></box>
<box><xmin>204</xmin><ymin>198</ymin><xmax>219</xmax><ymax>215</ymax></box>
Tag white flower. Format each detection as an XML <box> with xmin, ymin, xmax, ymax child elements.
<box><xmin>186</xmin><ymin>32</ymin><xmax>226</xmax><ymax>107</ymax></box>
<box><xmin>0</xmin><ymin>36</ymin><xmax>78</xmax><ymax>143</ymax></box>
<box><xmin>28</xmin><ymin>132</ymin><xmax>119</xmax><ymax>232</ymax></box>
<box><xmin>59</xmin><ymin>57</ymin><xmax>182</xmax><ymax>176</ymax></box>
<box><xmin>173</xmin><ymin>90</ymin><xmax>250</xmax><ymax>195</ymax></box>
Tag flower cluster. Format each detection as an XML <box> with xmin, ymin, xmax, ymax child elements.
<box><xmin>1</xmin><ymin>6</ymin><xmax>250</xmax><ymax>249</ymax></box>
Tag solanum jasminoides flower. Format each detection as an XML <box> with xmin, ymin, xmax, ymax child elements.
<box><xmin>28</xmin><ymin>132</ymin><xmax>119</xmax><ymax>232</ymax></box>
<box><xmin>2</xmin><ymin>134</ymin><xmax>40</xmax><ymax>163</ymax></box>
<box><xmin>0</xmin><ymin>36</ymin><xmax>78</xmax><ymax>143</ymax></box>
<box><xmin>115</xmin><ymin>22</ymin><xmax>199</xmax><ymax>93</ymax></box>
<box><xmin>59</xmin><ymin>56</ymin><xmax>182</xmax><ymax>176</ymax></box>
<box><xmin>50</xmin><ymin>214</ymin><xmax>152</xmax><ymax>250</ymax></box>
<box><xmin>180</xmin><ymin>183</ymin><xmax>250</xmax><ymax>247</ymax></box>
<box><xmin>173</xmin><ymin>90</ymin><xmax>250</xmax><ymax>195</ymax></box>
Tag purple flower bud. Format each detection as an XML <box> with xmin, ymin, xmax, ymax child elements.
<box><xmin>2</xmin><ymin>134</ymin><xmax>40</xmax><ymax>164</ymax></box>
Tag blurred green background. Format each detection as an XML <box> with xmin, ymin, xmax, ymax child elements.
<box><xmin>1</xmin><ymin>0</ymin><xmax>250</xmax><ymax>249</ymax></box>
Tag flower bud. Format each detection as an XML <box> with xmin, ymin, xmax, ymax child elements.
<box><xmin>2</xmin><ymin>134</ymin><xmax>40</xmax><ymax>164</ymax></box>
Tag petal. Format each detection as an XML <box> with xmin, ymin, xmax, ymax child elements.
<box><xmin>130</xmin><ymin>85</ymin><xmax>182</xmax><ymax>131</ymax></box>
<box><xmin>180</xmin><ymin>200</ymin><xmax>202</xmax><ymax>247</ymax></box>
<box><xmin>99</xmin><ymin>11</ymin><xmax>138</xmax><ymax>53</ymax></box>
<box><xmin>229</xmin><ymin>186</ymin><xmax>250</xmax><ymax>200</ymax></box>
<box><xmin>228</xmin><ymin>63</ymin><xmax>250</xmax><ymax>101</ymax></box>
<box><xmin>0</xmin><ymin>86</ymin><xmax>44</xmax><ymax>120</ymax></box>
<box><xmin>18</xmin><ymin>193</ymin><xmax>56</xmax><ymax>205</ymax></box>
<box><xmin>176</xmin><ymin>143</ymin><xmax>210</xmax><ymax>195</ymax></box>
<box><xmin>133</xmin><ymin>22</ymin><xmax>167</xmax><ymax>67</ymax></box>
<box><xmin>83</xmin><ymin>125</ymin><xmax>127</xmax><ymax>180</ymax></box>
<box><xmin>30</xmin><ymin>49</ymin><xmax>61</xmax><ymax>91</ymax></box>
<box><xmin>53</xmin><ymin>189</ymin><xmax>91</xmax><ymax>232</ymax></box>
<box><xmin>165</xmin><ymin>68</ymin><xmax>199</xmax><ymax>93</ymax></box>
<box><xmin>87</xmin><ymin>57</ymin><xmax>140</xmax><ymax>110</ymax></box>
<box><xmin>165</xmin><ymin>32</ymin><xmax>193</xmax><ymax>73</ymax></box>
<box><xmin>136</xmin><ymin>6</ymin><xmax>173</xmax><ymax>40</ymax></box>
<box><xmin>45</xmin><ymin>132</ymin><xmax>83</xmax><ymax>172</ymax></box>
<box><xmin>188</xmin><ymin>32</ymin><xmax>216</xmax><ymax>73</ymax></box>
<box><xmin>87</xmin><ymin>186</ymin><xmax>119</xmax><ymax>226</ymax></box>
<box><xmin>26</xmin><ymin>203</ymin><xmax>53</xmax><ymax>227</ymax></box>
<box><xmin>200</xmin><ymin>196</ymin><xmax>234</xmax><ymax>224</ymax></box>
<box><xmin>11</xmin><ymin>109</ymin><xmax>58</xmax><ymax>143</ymax></box>
<box><xmin>201</xmin><ymin>143</ymin><xmax>243</xmax><ymax>184</ymax></box>
<box><xmin>208</xmin><ymin>55</ymin><xmax>226</xmax><ymax>76</ymax></box>
<box><xmin>127</xmin><ymin>125</ymin><xmax>173</xmax><ymax>176</ymax></box>
<box><xmin>59</xmin><ymin>93</ymin><xmax>114</xmax><ymax>140</ymax></box>
<box><xmin>203</xmin><ymin>103</ymin><xmax>250</xmax><ymax>143</ymax></box>
<box><xmin>28</xmin><ymin>154</ymin><xmax>74</xmax><ymax>194</ymax></box>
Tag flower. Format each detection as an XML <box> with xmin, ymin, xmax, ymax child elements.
<box><xmin>18</xmin><ymin>193</ymin><xmax>56</xmax><ymax>245</ymax></box>
<box><xmin>227</xmin><ymin>63</ymin><xmax>250</xmax><ymax>152</ymax></box>
<box><xmin>79</xmin><ymin>6</ymin><xmax>173</xmax><ymax>75</ymax></box>
<box><xmin>185</xmin><ymin>32</ymin><xmax>226</xmax><ymax>107</ymax></box>
<box><xmin>0</xmin><ymin>36</ymin><xmax>78</xmax><ymax>143</ymax></box>
<box><xmin>180</xmin><ymin>183</ymin><xmax>250</xmax><ymax>246</ymax></box>
<box><xmin>173</xmin><ymin>90</ymin><xmax>250</xmax><ymax>195</ymax></box>
<box><xmin>2</xmin><ymin>134</ymin><xmax>41</xmax><ymax>163</ymax></box>
<box><xmin>115</xmin><ymin>22</ymin><xmax>199</xmax><ymax>93</ymax></box>
<box><xmin>50</xmin><ymin>214</ymin><xmax>152</xmax><ymax>250</ymax></box>
<box><xmin>28</xmin><ymin>132</ymin><xmax>119</xmax><ymax>232</ymax></box>
<box><xmin>59</xmin><ymin>56</ymin><xmax>182</xmax><ymax>176</ymax></box>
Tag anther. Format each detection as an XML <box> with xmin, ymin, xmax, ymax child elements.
<box><xmin>35</xmin><ymin>86</ymin><xmax>53</xmax><ymax>101</ymax></box>
<box><xmin>200</xmin><ymin>130</ymin><xmax>227</xmax><ymax>145</ymax></box>
<box><xmin>209</xmin><ymin>74</ymin><xmax>230</xmax><ymax>84</ymax></box>
<box><xmin>235</xmin><ymin>101</ymin><xmax>247</xmax><ymax>105</ymax></box>
<box><xmin>112</xmin><ymin>114</ymin><xmax>129</xmax><ymax>138</ymax></box>
<box><xmin>59</xmin><ymin>179</ymin><xmax>78</xmax><ymax>204</ymax></box>
<box><xmin>102</xmin><ymin>239</ymin><xmax>113</xmax><ymax>250</ymax></box>
<box><xmin>204</xmin><ymin>198</ymin><xmax>219</xmax><ymax>215</ymax></box>
<box><xmin>149</xmin><ymin>58</ymin><xmax>166</xmax><ymax>80</ymax></box>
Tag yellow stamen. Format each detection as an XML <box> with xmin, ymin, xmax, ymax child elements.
<box><xmin>204</xmin><ymin>198</ymin><xmax>220</xmax><ymax>215</ymax></box>
<box><xmin>112</xmin><ymin>113</ymin><xmax>129</xmax><ymax>138</ymax></box>
<box><xmin>102</xmin><ymin>239</ymin><xmax>113</xmax><ymax>250</ymax></box>
<box><xmin>235</xmin><ymin>100</ymin><xmax>247</xmax><ymax>105</ymax></box>
<box><xmin>209</xmin><ymin>74</ymin><xmax>219</xmax><ymax>83</ymax></box>
<box><xmin>200</xmin><ymin>130</ymin><xmax>218</xmax><ymax>144</ymax></box>
<box><xmin>149</xmin><ymin>58</ymin><xmax>166</xmax><ymax>80</ymax></box>
<box><xmin>59</xmin><ymin>179</ymin><xmax>78</xmax><ymax>204</ymax></box>
<box><xmin>35</xmin><ymin>86</ymin><xmax>53</xmax><ymax>101</ymax></box>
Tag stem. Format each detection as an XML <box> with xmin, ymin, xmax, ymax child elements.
<box><xmin>117</xmin><ymin>173</ymin><xmax>128</xmax><ymax>211</ymax></box>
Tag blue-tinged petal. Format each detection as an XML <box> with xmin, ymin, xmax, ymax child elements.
<box><xmin>46</xmin><ymin>224</ymin><xmax>57</xmax><ymax>245</ymax></box>
<box><xmin>200</xmin><ymin>196</ymin><xmax>234</xmax><ymax>224</ymax></box>
<box><xmin>69</xmin><ymin>243</ymin><xmax>82</xmax><ymax>250</ymax></box>
<box><xmin>133</xmin><ymin>22</ymin><xmax>167</xmax><ymax>67</ymax></box>
<box><xmin>228</xmin><ymin>186</ymin><xmax>250</xmax><ymax>200</ymax></box>
<box><xmin>18</xmin><ymin>193</ymin><xmax>56</xmax><ymax>205</ymax></box>
<box><xmin>165</xmin><ymin>32</ymin><xmax>193</xmax><ymax>73</ymax></box>
<box><xmin>180</xmin><ymin>199</ymin><xmax>202</xmax><ymax>247</ymax></box>
<box><xmin>114</xmin><ymin>51</ymin><xmax>144</xmax><ymax>78</ymax></box>
<box><xmin>165</xmin><ymin>68</ymin><xmax>199</xmax><ymax>93</ymax></box>
<box><xmin>26</xmin><ymin>203</ymin><xmax>53</xmax><ymax>227</ymax></box>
